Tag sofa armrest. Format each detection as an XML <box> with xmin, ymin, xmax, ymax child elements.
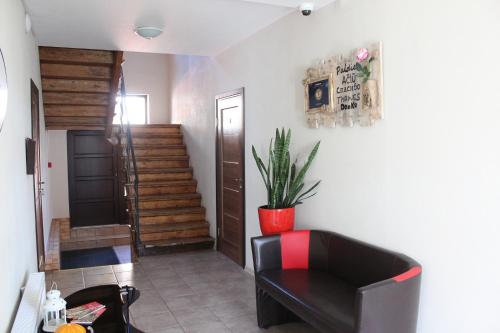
<box><xmin>354</xmin><ymin>267</ymin><xmax>422</xmax><ymax>333</ymax></box>
<box><xmin>251</xmin><ymin>235</ymin><xmax>282</xmax><ymax>274</ymax></box>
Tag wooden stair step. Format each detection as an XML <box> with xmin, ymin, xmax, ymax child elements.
<box><xmin>130</xmin><ymin>124</ymin><xmax>181</xmax><ymax>135</ymax></box>
<box><xmin>44</xmin><ymin>105</ymin><xmax>108</xmax><ymax>118</ymax></box>
<box><xmin>41</xmin><ymin>63</ymin><xmax>112</xmax><ymax>80</ymax></box>
<box><xmin>134</xmin><ymin>144</ymin><xmax>186</xmax><ymax>149</ymax></box>
<box><xmin>133</xmin><ymin>180</ymin><xmax>197</xmax><ymax>188</ymax></box>
<box><xmin>46</xmin><ymin>125</ymin><xmax>105</xmax><ymax>130</ymax></box>
<box><xmin>46</xmin><ymin>116</ymin><xmax>106</xmax><ymax>125</ymax></box>
<box><xmin>43</xmin><ymin>92</ymin><xmax>110</xmax><ymax>106</ymax></box>
<box><xmin>139</xmin><ymin>206</ymin><xmax>205</xmax><ymax>217</ymax></box>
<box><xmin>134</xmin><ymin>157</ymin><xmax>190</xmax><ymax>169</ymax></box>
<box><xmin>128</xmin><ymin>193</ymin><xmax>201</xmax><ymax>210</ymax></box>
<box><xmin>133</xmin><ymin>145</ymin><xmax>187</xmax><ymax>157</ymax></box>
<box><xmin>136</xmin><ymin>193</ymin><xmax>201</xmax><ymax>201</ymax></box>
<box><xmin>39</xmin><ymin>47</ymin><xmax>114</xmax><ymax>66</ymax></box>
<box><xmin>140</xmin><ymin>221</ymin><xmax>209</xmax><ymax>238</ymax></box>
<box><xmin>131</xmin><ymin>133</ymin><xmax>183</xmax><ymax>138</ymax></box>
<box><xmin>132</xmin><ymin>135</ymin><xmax>183</xmax><ymax>145</ymax></box>
<box><xmin>139</xmin><ymin>226</ymin><xmax>209</xmax><ymax>242</ymax></box>
<box><xmin>133</xmin><ymin>168</ymin><xmax>193</xmax><ymax>182</ymax></box>
<box><xmin>132</xmin><ymin>179</ymin><xmax>197</xmax><ymax>196</ymax></box>
<box><xmin>140</xmin><ymin>236</ymin><xmax>215</xmax><ymax>253</ymax></box>
<box><xmin>140</xmin><ymin>221</ymin><xmax>209</xmax><ymax>233</ymax></box>
<box><xmin>139</xmin><ymin>207</ymin><xmax>206</xmax><ymax>224</ymax></box>
<box><xmin>136</xmin><ymin>168</ymin><xmax>193</xmax><ymax>174</ymax></box>
<box><xmin>134</xmin><ymin>155</ymin><xmax>189</xmax><ymax>161</ymax></box>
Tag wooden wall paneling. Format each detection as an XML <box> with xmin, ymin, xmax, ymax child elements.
<box><xmin>44</xmin><ymin>105</ymin><xmax>108</xmax><ymax>118</ymax></box>
<box><xmin>41</xmin><ymin>63</ymin><xmax>112</xmax><ymax>80</ymax></box>
<box><xmin>42</xmin><ymin>78</ymin><xmax>111</xmax><ymax>93</ymax></box>
<box><xmin>43</xmin><ymin>92</ymin><xmax>109</xmax><ymax>105</ymax></box>
<box><xmin>39</xmin><ymin>47</ymin><xmax>114</xmax><ymax>65</ymax></box>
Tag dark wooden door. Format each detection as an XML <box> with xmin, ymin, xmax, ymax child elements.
<box><xmin>216</xmin><ymin>88</ymin><xmax>245</xmax><ymax>267</ymax></box>
<box><xmin>31</xmin><ymin>80</ymin><xmax>45</xmax><ymax>271</ymax></box>
<box><xmin>68</xmin><ymin>131</ymin><xmax>121</xmax><ymax>227</ymax></box>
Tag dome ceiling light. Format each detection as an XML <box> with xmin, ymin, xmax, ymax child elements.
<box><xmin>134</xmin><ymin>26</ymin><xmax>163</xmax><ymax>40</ymax></box>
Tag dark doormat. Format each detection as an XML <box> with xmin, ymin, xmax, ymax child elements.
<box><xmin>61</xmin><ymin>247</ymin><xmax>121</xmax><ymax>269</ymax></box>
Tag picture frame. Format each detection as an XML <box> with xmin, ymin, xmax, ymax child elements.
<box><xmin>302</xmin><ymin>42</ymin><xmax>384</xmax><ymax>128</ymax></box>
<box><xmin>26</xmin><ymin>138</ymin><xmax>36</xmax><ymax>175</ymax></box>
<box><xmin>304</xmin><ymin>73</ymin><xmax>334</xmax><ymax>114</ymax></box>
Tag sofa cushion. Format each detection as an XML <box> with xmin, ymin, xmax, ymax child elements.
<box><xmin>257</xmin><ymin>269</ymin><xmax>357</xmax><ymax>333</ymax></box>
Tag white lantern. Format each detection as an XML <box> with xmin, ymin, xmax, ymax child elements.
<box><xmin>42</xmin><ymin>289</ymin><xmax>67</xmax><ymax>332</ymax></box>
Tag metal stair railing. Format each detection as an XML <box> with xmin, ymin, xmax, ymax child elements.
<box><xmin>114</xmin><ymin>69</ymin><xmax>141</xmax><ymax>254</ymax></box>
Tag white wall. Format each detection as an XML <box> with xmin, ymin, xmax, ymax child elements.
<box><xmin>0</xmin><ymin>0</ymin><xmax>49</xmax><ymax>331</ymax></box>
<box><xmin>123</xmin><ymin>51</ymin><xmax>172</xmax><ymax>124</ymax></box>
<box><xmin>168</xmin><ymin>0</ymin><xmax>500</xmax><ymax>332</ymax></box>
<box><xmin>47</xmin><ymin>130</ymin><xmax>69</xmax><ymax>218</ymax></box>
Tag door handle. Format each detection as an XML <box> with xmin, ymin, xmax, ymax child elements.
<box><xmin>233</xmin><ymin>178</ymin><xmax>243</xmax><ymax>189</ymax></box>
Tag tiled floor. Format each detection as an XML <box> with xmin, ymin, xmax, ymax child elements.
<box><xmin>46</xmin><ymin>250</ymin><xmax>319</xmax><ymax>333</ymax></box>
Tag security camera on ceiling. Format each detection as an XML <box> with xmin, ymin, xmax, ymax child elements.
<box><xmin>300</xmin><ymin>2</ymin><xmax>315</xmax><ymax>16</ymax></box>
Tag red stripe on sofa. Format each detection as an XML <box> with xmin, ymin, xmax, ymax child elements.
<box><xmin>281</xmin><ymin>230</ymin><xmax>311</xmax><ymax>270</ymax></box>
<box><xmin>393</xmin><ymin>266</ymin><xmax>422</xmax><ymax>282</ymax></box>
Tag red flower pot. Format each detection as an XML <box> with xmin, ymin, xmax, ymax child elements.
<box><xmin>258</xmin><ymin>206</ymin><xmax>295</xmax><ymax>235</ymax></box>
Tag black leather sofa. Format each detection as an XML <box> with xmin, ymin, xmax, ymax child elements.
<box><xmin>251</xmin><ymin>230</ymin><xmax>422</xmax><ymax>333</ymax></box>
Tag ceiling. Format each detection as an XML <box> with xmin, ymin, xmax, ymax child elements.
<box><xmin>24</xmin><ymin>0</ymin><xmax>335</xmax><ymax>56</ymax></box>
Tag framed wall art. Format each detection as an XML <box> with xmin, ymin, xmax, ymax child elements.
<box><xmin>303</xmin><ymin>42</ymin><xmax>384</xmax><ymax>128</ymax></box>
<box><xmin>304</xmin><ymin>73</ymin><xmax>334</xmax><ymax>114</ymax></box>
<box><xmin>0</xmin><ymin>49</ymin><xmax>8</xmax><ymax>133</ymax></box>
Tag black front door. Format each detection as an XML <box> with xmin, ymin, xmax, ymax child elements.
<box><xmin>68</xmin><ymin>131</ymin><xmax>122</xmax><ymax>227</ymax></box>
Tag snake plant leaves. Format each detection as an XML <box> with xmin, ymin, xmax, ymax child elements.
<box><xmin>252</xmin><ymin>128</ymin><xmax>321</xmax><ymax>209</ymax></box>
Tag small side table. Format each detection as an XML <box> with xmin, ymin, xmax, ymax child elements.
<box><xmin>39</xmin><ymin>284</ymin><xmax>143</xmax><ymax>333</ymax></box>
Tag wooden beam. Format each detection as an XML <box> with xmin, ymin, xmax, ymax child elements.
<box><xmin>46</xmin><ymin>125</ymin><xmax>105</xmax><ymax>131</ymax></box>
<box><xmin>105</xmin><ymin>51</ymin><xmax>124</xmax><ymax>138</ymax></box>
<box><xmin>39</xmin><ymin>47</ymin><xmax>114</xmax><ymax>65</ymax></box>
<box><xmin>42</xmin><ymin>78</ymin><xmax>110</xmax><ymax>93</ymax></box>
<box><xmin>43</xmin><ymin>92</ymin><xmax>109</xmax><ymax>105</ymax></box>
<box><xmin>44</xmin><ymin>105</ymin><xmax>108</xmax><ymax>118</ymax></box>
<box><xmin>45</xmin><ymin>116</ymin><xmax>106</xmax><ymax>125</ymax></box>
<box><xmin>41</xmin><ymin>63</ymin><xmax>112</xmax><ymax>80</ymax></box>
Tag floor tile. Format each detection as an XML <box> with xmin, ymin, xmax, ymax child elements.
<box><xmin>113</xmin><ymin>262</ymin><xmax>143</xmax><ymax>273</ymax></box>
<box><xmin>83</xmin><ymin>265</ymin><xmax>114</xmax><ymax>276</ymax></box>
<box><xmin>130</xmin><ymin>289</ymin><xmax>170</xmax><ymax>317</ymax></box>
<box><xmin>183</xmin><ymin>321</ymin><xmax>230</xmax><ymax>333</ymax></box>
<box><xmin>171</xmin><ymin>306</ymin><xmax>220</xmax><ymax>327</ymax></box>
<box><xmin>84</xmin><ymin>272</ymin><xmax>117</xmax><ymax>287</ymax></box>
<box><xmin>132</xmin><ymin>311</ymin><xmax>179</xmax><ymax>332</ymax></box>
<box><xmin>210</xmin><ymin>299</ymin><xmax>254</xmax><ymax>320</ymax></box>
<box><xmin>119</xmin><ymin>278</ymin><xmax>155</xmax><ymax>291</ymax></box>
<box><xmin>115</xmin><ymin>269</ymin><xmax>147</xmax><ymax>282</ymax></box>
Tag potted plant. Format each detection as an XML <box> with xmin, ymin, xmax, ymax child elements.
<box><xmin>252</xmin><ymin>128</ymin><xmax>320</xmax><ymax>235</ymax></box>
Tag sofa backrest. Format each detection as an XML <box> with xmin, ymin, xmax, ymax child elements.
<box><xmin>309</xmin><ymin>230</ymin><xmax>412</xmax><ymax>287</ymax></box>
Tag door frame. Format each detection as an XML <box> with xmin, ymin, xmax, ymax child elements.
<box><xmin>215</xmin><ymin>87</ymin><xmax>246</xmax><ymax>267</ymax></box>
<box><xmin>31</xmin><ymin>79</ymin><xmax>45</xmax><ymax>271</ymax></box>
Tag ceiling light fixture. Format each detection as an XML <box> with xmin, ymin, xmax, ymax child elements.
<box><xmin>134</xmin><ymin>26</ymin><xmax>163</xmax><ymax>40</ymax></box>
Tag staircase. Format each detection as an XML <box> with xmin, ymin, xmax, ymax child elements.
<box><xmin>39</xmin><ymin>47</ymin><xmax>123</xmax><ymax>131</ymax></box>
<box><xmin>126</xmin><ymin>124</ymin><xmax>214</xmax><ymax>255</ymax></box>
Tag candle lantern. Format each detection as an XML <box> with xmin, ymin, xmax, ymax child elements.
<box><xmin>42</xmin><ymin>289</ymin><xmax>67</xmax><ymax>332</ymax></box>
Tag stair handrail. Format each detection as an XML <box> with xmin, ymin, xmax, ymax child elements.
<box><xmin>115</xmin><ymin>69</ymin><xmax>141</xmax><ymax>253</ymax></box>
